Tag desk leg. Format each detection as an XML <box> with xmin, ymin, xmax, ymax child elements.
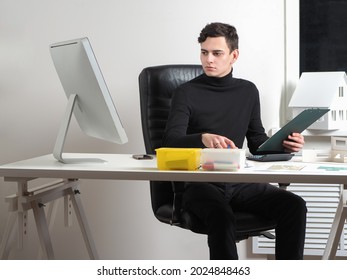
<box><xmin>322</xmin><ymin>186</ymin><xmax>347</xmax><ymax>260</ymax></box>
<box><xmin>69</xmin><ymin>186</ymin><xmax>99</xmax><ymax>260</ymax></box>
<box><xmin>16</xmin><ymin>180</ymin><xmax>29</xmax><ymax>251</ymax></box>
<box><xmin>17</xmin><ymin>210</ymin><xmax>28</xmax><ymax>250</ymax></box>
<box><xmin>37</xmin><ymin>200</ymin><xmax>59</xmax><ymax>259</ymax></box>
<box><xmin>32</xmin><ymin>201</ymin><xmax>55</xmax><ymax>260</ymax></box>
<box><xmin>2</xmin><ymin>178</ymin><xmax>98</xmax><ymax>259</ymax></box>
<box><xmin>0</xmin><ymin>212</ymin><xmax>17</xmax><ymax>259</ymax></box>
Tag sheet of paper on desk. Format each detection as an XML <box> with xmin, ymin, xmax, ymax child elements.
<box><xmin>267</xmin><ymin>164</ymin><xmax>306</xmax><ymax>171</ymax></box>
<box><xmin>253</xmin><ymin>162</ymin><xmax>347</xmax><ymax>173</ymax></box>
<box><xmin>318</xmin><ymin>166</ymin><xmax>347</xmax><ymax>172</ymax></box>
<box><xmin>252</xmin><ymin>163</ymin><xmax>307</xmax><ymax>172</ymax></box>
<box><xmin>267</xmin><ymin>164</ymin><xmax>347</xmax><ymax>172</ymax></box>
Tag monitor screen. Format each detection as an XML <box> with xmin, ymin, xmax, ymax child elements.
<box><xmin>50</xmin><ymin>37</ymin><xmax>128</xmax><ymax>163</ymax></box>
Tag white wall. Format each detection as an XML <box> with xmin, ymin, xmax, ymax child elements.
<box><xmin>0</xmin><ymin>0</ymin><xmax>287</xmax><ymax>259</ymax></box>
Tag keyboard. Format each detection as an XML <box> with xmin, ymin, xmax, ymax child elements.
<box><xmin>246</xmin><ymin>153</ymin><xmax>294</xmax><ymax>162</ymax></box>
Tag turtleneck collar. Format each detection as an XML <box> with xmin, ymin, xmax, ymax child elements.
<box><xmin>203</xmin><ymin>69</ymin><xmax>234</xmax><ymax>87</ymax></box>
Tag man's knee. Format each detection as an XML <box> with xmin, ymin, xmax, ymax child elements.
<box><xmin>280</xmin><ymin>192</ymin><xmax>307</xmax><ymax>221</ymax></box>
<box><xmin>291</xmin><ymin>193</ymin><xmax>307</xmax><ymax>214</ymax></box>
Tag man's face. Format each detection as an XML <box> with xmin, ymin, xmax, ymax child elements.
<box><xmin>200</xmin><ymin>36</ymin><xmax>239</xmax><ymax>78</ymax></box>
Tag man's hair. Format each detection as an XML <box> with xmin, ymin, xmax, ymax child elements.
<box><xmin>198</xmin><ymin>22</ymin><xmax>239</xmax><ymax>52</ymax></box>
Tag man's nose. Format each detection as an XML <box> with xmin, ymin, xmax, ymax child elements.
<box><xmin>206</xmin><ymin>53</ymin><xmax>214</xmax><ymax>63</ymax></box>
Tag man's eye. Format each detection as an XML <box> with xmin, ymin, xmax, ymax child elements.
<box><xmin>201</xmin><ymin>51</ymin><xmax>208</xmax><ymax>55</ymax></box>
<box><xmin>213</xmin><ymin>52</ymin><xmax>223</xmax><ymax>56</ymax></box>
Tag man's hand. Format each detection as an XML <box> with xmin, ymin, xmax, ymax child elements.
<box><xmin>282</xmin><ymin>132</ymin><xmax>305</xmax><ymax>152</ymax></box>
<box><xmin>202</xmin><ymin>133</ymin><xmax>237</xmax><ymax>149</ymax></box>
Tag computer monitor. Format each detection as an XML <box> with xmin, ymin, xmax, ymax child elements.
<box><xmin>50</xmin><ymin>37</ymin><xmax>128</xmax><ymax>163</ymax></box>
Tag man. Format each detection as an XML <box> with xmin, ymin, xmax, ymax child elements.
<box><xmin>162</xmin><ymin>22</ymin><xmax>307</xmax><ymax>260</ymax></box>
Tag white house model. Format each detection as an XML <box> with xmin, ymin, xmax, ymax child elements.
<box><xmin>289</xmin><ymin>71</ymin><xmax>347</xmax><ymax>130</ymax></box>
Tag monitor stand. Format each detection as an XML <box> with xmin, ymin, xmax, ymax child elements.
<box><xmin>53</xmin><ymin>94</ymin><xmax>106</xmax><ymax>164</ymax></box>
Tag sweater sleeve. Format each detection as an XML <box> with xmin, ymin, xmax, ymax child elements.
<box><xmin>162</xmin><ymin>87</ymin><xmax>204</xmax><ymax>148</ymax></box>
<box><xmin>246</xmin><ymin>89</ymin><xmax>269</xmax><ymax>154</ymax></box>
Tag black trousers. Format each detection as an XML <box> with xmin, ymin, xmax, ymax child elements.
<box><xmin>182</xmin><ymin>182</ymin><xmax>307</xmax><ymax>260</ymax></box>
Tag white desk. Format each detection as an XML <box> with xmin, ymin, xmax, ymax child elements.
<box><xmin>1</xmin><ymin>153</ymin><xmax>347</xmax><ymax>259</ymax></box>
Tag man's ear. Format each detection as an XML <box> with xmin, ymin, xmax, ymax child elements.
<box><xmin>232</xmin><ymin>49</ymin><xmax>239</xmax><ymax>61</ymax></box>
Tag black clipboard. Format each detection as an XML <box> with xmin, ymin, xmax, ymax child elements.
<box><xmin>256</xmin><ymin>108</ymin><xmax>330</xmax><ymax>154</ymax></box>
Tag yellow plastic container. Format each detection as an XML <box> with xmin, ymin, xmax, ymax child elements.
<box><xmin>155</xmin><ymin>148</ymin><xmax>202</xmax><ymax>171</ymax></box>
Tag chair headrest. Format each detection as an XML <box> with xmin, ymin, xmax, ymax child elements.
<box><xmin>139</xmin><ymin>64</ymin><xmax>203</xmax><ymax>99</ymax></box>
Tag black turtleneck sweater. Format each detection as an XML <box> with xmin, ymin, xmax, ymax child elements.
<box><xmin>162</xmin><ymin>70</ymin><xmax>268</xmax><ymax>154</ymax></box>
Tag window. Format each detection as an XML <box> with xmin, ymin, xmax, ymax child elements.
<box><xmin>339</xmin><ymin>110</ymin><xmax>344</xmax><ymax>121</ymax></box>
<box><xmin>300</xmin><ymin>0</ymin><xmax>347</xmax><ymax>74</ymax></box>
<box><xmin>332</xmin><ymin>110</ymin><xmax>336</xmax><ymax>121</ymax></box>
<box><xmin>339</xmin><ymin>87</ymin><xmax>344</xmax><ymax>97</ymax></box>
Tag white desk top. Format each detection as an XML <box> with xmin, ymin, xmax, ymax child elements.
<box><xmin>0</xmin><ymin>153</ymin><xmax>347</xmax><ymax>185</ymax></box>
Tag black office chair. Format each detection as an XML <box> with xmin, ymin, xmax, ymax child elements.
<box><xmin>138</xmin><ymin>64</ymin><xmax>279</xmax><ymax>243</ymax></box>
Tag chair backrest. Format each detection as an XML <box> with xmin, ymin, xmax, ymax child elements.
<box><xmin>139</xmin><ymin>64</ymin><xmax>204</xmax><ymax>153</ymax></box>
<box><xmin>138</xmin><ymin>65</ymin><xmax>203</xmax><ymax>221</ymax></box>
